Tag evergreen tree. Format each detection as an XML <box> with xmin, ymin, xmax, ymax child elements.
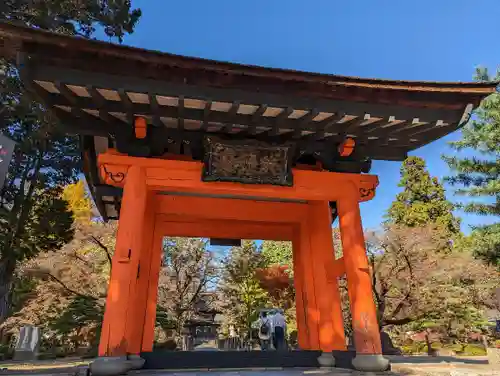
<box><xmin>443</xmin><ymin>67</ymin><xmax>500</xmax><ymax>265</ymax></box>
<box><xmin>387</xmin><ymin>156</ymin><xmax>460</xmax><ymax>237</ymax></box>
<box><xmin>0</xmin><ymin>2</ymin><xmax>141</xmax><ymax>321</ymax></box>
<box><xmin>219</xmin><ymin>241</ymin><xmax>269</xmax><ymax>339</ymax></box>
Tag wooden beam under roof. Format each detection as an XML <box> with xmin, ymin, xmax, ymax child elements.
<box><xmin>149</xmin><ymin>94</ymin><xmax>162</xmax><ymax>127</ymax></box>
<box><xmin>200</xmin><ymin>100</ymin><xmax>212</xmax><ymax>131</ymax></box>
<box><xmin>87</xmin><ymin>85</ymin><xmax>114</xmax><ymax>123</ymax></box>
<box><xmin>246</xmin><ymin>104</ymin><xmax>268</xmax><ymax>136</ymax></box>
<box><xmin>293</xmin><ymin>109</ymin><xmax>319</xmax><ymax>138</ymax></box>
<box><xmin>40</xmin><ymin>87</ymin><xmax>465</xmax><ymax>146</ymax></box>
<box><xmin>265</xmin><ymin>107</ymin><xmax>293</xmax><ymax>137</ymax></box>
<box><xmin>177</xmin><ymin>95</ymin><xmax>185</xmax><ymax>131</ymax></box>
<box><xmin>28</xmin><ymin>65</ymin><xmax>468</xmax><ymax>123</ymax></box>
<box><xmin>221</xmin><ymin>101</ymin><xmax>240</xmax><ymax>133</ymax></box>
<box><xmin>117</xmin><ymin>88</ymin><xmax>134</xmax><ymax>125</ymax></box>
<box><xmin>64</xmin><ymin>113</ymin><xmax>410</xmax><ymax>160</ymax></box>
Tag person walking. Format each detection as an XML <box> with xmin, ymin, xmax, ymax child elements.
<box><xmin>257</xmin><ymin>311</ymin><xmax>272</xmax><ymax>351</ymax></box>
<box><xmin>272</xmin><ymin>309</ymin><xmax>286</xmax><ymax>351</ymax></box>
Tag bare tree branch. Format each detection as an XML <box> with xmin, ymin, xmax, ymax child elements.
<box><xmin>43</xmin><ymin>272</ymin><xmax>96</xmax><ymax>301</ymax></box>
<box><xmin>91</xmin><ymin>235</ymin><xmax>112</xmax><ymax>266</ymax></box>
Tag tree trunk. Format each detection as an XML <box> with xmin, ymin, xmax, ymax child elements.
<box><xmin>0</xmin><ymin>151</ymin><xmax>43</xmax><ymax>323</ymax></box>
<box><xmin>0</xmin><ymin>258</ymin><xmax>15</xmax><ymax>323</ymax></box>
<box><xmin>425</xmin><ymin>330</ymin><xmax>434</xmax><ymax>356</ymax></box>
<box><xmin>0</xmin><ymin>281</ymin><xmax>11</xmax><ymax>324</ymax></box>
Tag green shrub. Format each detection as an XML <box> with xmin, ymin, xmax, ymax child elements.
<box><xmin>444</xmin><ymin>343</ymin><xmax>464</xmax><ymax>353</ymax></box>
<box><xmin>400</xmin><ymin>342</ymin><xmax>428</xmax><ymax>355</ymax></box>
<box><xmin>431</xmin><ymin>342</ymin><xmax>443</xmax><ymax>349</ymax></box>
<box><xmin>400</xmin><ymin>345</ymin><xmax>413</xmax><ymax>355</ymax></box>
<box><xmin>462</xmin><ymin>344</ymin><xmax>486</xmax><ymax>356</ymax></box>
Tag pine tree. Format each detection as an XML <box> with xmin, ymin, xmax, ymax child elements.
<box><xmin>387</xmin><ymin>156</ymin><xmax>460</xmax><ymax>237</ymax></box>
<box><xmin>443</xmin><ymin>67</ymin><xmax>500</xmax><ymax>265</ymax></box>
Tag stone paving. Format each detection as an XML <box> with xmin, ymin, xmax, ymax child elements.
<box><xmin>5</xmin><ymin>366</ymin><xmax>500</xmax><ymax>376</ymax></box>
<box><xmin>2</xmin><ymin>357</ymin><xmax>499</xmax><ymax>376</ymax></box>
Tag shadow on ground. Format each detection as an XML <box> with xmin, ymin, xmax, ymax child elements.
<box><xmin>387</xmin><ymin>355</ymin><xmax>489</xmax><ymax>365</ymax></box>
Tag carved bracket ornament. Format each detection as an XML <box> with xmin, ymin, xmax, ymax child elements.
<box><xmin>359</xmin><ymin>186</ymin><xmax>376</xmax><ymax>202</ymax></box>
<box><xmin>202</xmin><ymin>136</ymin><xmax>295</xmax><ymax>186</ymax></box>
<box><xmin>359</xmin><ymin>187</ymin><xmax>375</xmax><ymax>198</ymax></box>
<box><xmin>100</xmin><ymin>164</ymin><xmax>126</xmax><ymax>185</ymax></box>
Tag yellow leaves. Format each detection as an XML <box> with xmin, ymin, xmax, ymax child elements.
<box><xmin>62</xmin><ymin>180</ymin><xmax>93</xmax><ymax>223</ymax></box>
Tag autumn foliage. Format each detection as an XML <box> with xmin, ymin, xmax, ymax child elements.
<box><xmin>255</xmin><ymin>265</ymin><xmax>294</xmax><ymax>308</ymax></box>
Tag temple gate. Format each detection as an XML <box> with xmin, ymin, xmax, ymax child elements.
<box><xmin>0</xmin><ymin>22</ymin><xmax>495</xmax><ymax>372</ymax></box>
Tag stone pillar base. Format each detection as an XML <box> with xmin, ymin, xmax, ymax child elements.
<box><xmin>126</xmin><ymin>354</ymin><xmax>145</xmax><ymax>370</ymax></box>
<box><xmin>317</xmin><ymin>352</ymin><xmax>335</xmax><ymax>368</ymax></box>
<box><xmin>352</xmin><ymin>354</ymin><xmax>390</xmax><ymax>372</ymax></box>
<box><xmin>89</xmin><ymin>356</ymin><xmax>132</xmax><ymax>376</ymax></box>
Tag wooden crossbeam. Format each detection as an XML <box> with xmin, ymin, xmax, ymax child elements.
<box><xmin>149</xmin><ymin>94</ymin><xmax>161</xmax><ymax>127</ymax></box>
<box><xmin>362</xmin><ymin>117</ymin><xmax>393</xmax><ymax>134</ymax></box>
<box><xmin>55</xmin><ymin>81</ymin><xmax>77</xmax><ymax>105</ymax></box>
<box><xmin>201</xmin><ymin>100</ymin><xmax>212</xmax><ymax>131</ymax></box>
<box><xmin>372</xmin><ymin>121</ymin><xmax>443</xmax><ymax>146</ymax></box>
<box><xmin>42</xmin><ymin>89</ymin><xmax>451</xmax><ymax>147</ymax></box>
<box><xmin>177</xmin><ymin>95</ymin><xmax>184</xmax><ymax>130</ymax></box>
<box><xmin>370</xmin><ymin>120</ymin><xmax>412</xmax><ymax>140</ymax></box>
<box><xmin>117</xmin><ymin>88</ymin><xmax>134</xmax><ymax>124</ymax></box>
<box><xmin>46</xmin><ymin>92</ymin><xmax>312</xmax><ymax>136</ymax></box>
<box><xmin>337</xmin><ymin>116</ymin><xmax>366</xmax><ymax>136</ymax></box>
<box><xmin>406</xmin><ymin>121</ymin><xmax>442</xmax><ymax>137</ymax></box>
<box><xmin>265</xmin><ymin>107</ymin><xmax>293</xmax><ymax>137</ymax></box>
<box><xmin>87</xmin><ymin>85</ymin><xmax>114</xmax><ymax>123</ymax></box>
<box><xmin>246</xmin><ymin>104</ymin><xmax>268</xmax><ymax>136</ymax></box>
<box><xmin>293</xmin><ymin>109</ymin><xmax>319</xmax><ymax>138</ymax></box>
<box><xmin>304</xmin><ymin>112</ymin><xmax>346</xmax><ymax>141</ymax></box>
<box><xmin>405</xmin><ymin>122</ymin><xmax>460</xmax><ymax>149</ymax></box>
<box><xmin>65</xmin><ymin>112</ymin><xmax>408</xmax><ymax>160</ymax></box>
<box><xmin>54</xmin><ymin>82</ymin><xmax>101</xmax><ymax>125</ymax></box>
<box><xmin>221</xmin><ymin>101</ymin><xmax>240</xmax><ymax>132</ymax></box>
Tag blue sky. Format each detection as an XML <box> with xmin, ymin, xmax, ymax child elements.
<box><xmin>111</xmin><ymin>0</ymin><xmax>499</xmax><ymax>232</ymax></box>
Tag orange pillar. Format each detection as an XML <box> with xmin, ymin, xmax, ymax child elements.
<box><xmin>98</xmin><ymin>166</ymin><xmax>148</xmax><ymax>356</ymax></box>
<box><xmin>337</xmin><ymin>193</ymin><xmax>382</xmax><ymax>355</ymax></box>
<box><xmin>141</xmin><ymin>225</ymin><xmax>165</xmax><ymax>352</ymax></box>
<box><xmin>125</xmin><ymin>195</ymin><xmax>156</xmax><ymax>354</ymax></box>
<box><xmin>292</xmin><ymin>227</ymin><xmax>310</xmax><ymax>350</ymax></box>
<box><xmin>307</xmin><ymin>201</ymin><xmax>346</xmax><ymax>351</ymax></box>
<box><xmin>296</xmin><ymin>219</ymin><xmax>321</xmax><ymax>349</ymax></box>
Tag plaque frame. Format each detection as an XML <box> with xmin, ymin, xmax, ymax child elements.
<box><xmin>202</xmin><ymin>136</ymin><xmax>295</xmax><ymax>186</ymax></box>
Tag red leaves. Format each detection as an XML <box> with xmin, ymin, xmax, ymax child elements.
<box><xmin>255</xmin><ymin>265</ymin><xmax>292</xmax><ymax>300</ymax></box>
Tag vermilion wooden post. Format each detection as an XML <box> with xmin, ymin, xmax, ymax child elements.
<box><xmin>338</xmin><ymin>193</ymin><xmax>383</xmax><ymax>355</ymax></box>
<box><xmin>296</xmin><ymin>219</ymin><xmax>320</xmax><ymax>349</ymax></box>
<box><xmin>292</xmin><ymin>228</ymin><xmax>310</xmax><ymax>350</ymax></box>
<box><xmin>98</xmin><ymin>166</ymin><xmax>147</xmax><ymax>356</ymax></box>
<box><xmin>307</xmin><ymin>201</ymin><xmax>346</xmax><ymax>351</ymax></box>
<box><xmin>141</xmin><ymin>228</ymin><xmax>164</xmax><ymax>352</ymax></box>
<box><xmin>125</xmin><ymin>196</ymin><xmax>155</xmax><ymax>354</ymax></box>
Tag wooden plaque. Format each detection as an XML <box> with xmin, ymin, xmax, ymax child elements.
<box><xmin>202</xmin><ymin>136</ymin><xmax>294</xmax><ymax>186</ymax></box>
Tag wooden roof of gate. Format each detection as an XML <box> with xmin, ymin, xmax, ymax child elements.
<box><xmin>0</xmin><ymin>21</ymin><xmax>497</xmax><ymax>163</ymax></box>
<box><xmin>0</xmin><ymin>22</ymin><xmax>498</xmax><ymax>220</ymax></box>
